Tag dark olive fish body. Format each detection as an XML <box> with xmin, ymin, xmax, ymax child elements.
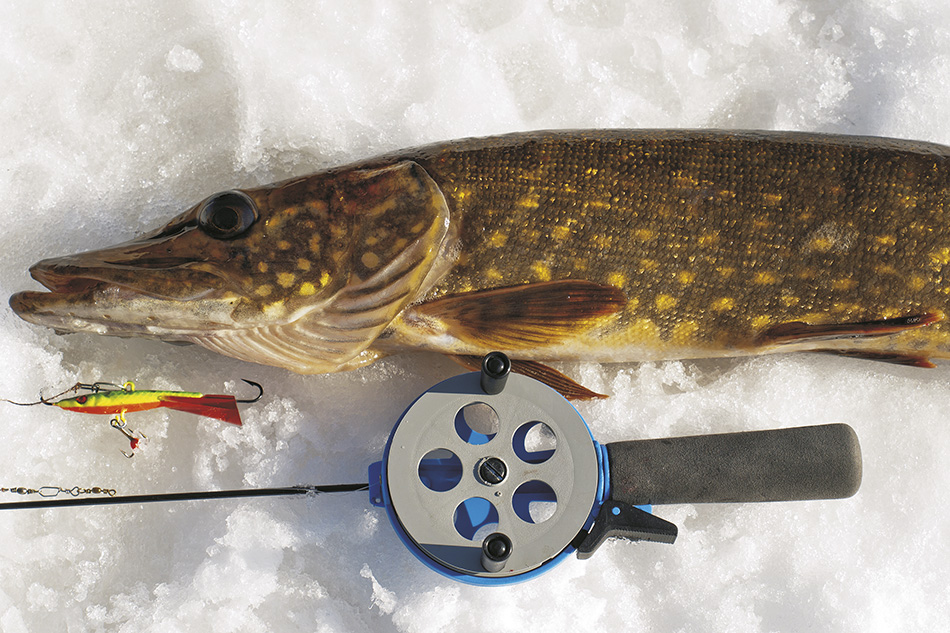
<box><xmin>382</xmin><ymin>130</ymin><xmax>950</xmax><ymax>363</ymax></box>
<box><xmin>12</xmin><ymin>130</ymin><xmax>950</xmax><ymax>396</ymax></box>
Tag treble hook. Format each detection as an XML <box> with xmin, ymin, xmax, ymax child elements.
<box><xmin>236</xmin><ymin>379</ymin><xmax>264</xmax><ymax>403</ymax></box>
<box><xmin>110</xmin><ymin>413</ymin><xmax>148</xmax><ymax>459</ymax></box>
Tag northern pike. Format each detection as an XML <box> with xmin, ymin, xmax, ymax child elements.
<box><xmin>11</xmin><ymin>130</ymin><xmax>950</xmax><ymax>398</ymax></box>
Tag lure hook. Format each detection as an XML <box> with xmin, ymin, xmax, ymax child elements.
<box><xmin>110</xmin><ymin>413</ymin><xmax>148</xmax><ymax>459</ymax></box>
<box><xmin>1</xmin><ymin>381</ymin><xmax>127</xmax><ymax>406</ymax></box>
<box><xmin>236</xmin><ymin>379</ymin><xmax>264</xmax><ymax>403</ymax></box>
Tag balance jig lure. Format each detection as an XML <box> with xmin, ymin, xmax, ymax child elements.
<box><xmin>2</xmin><ymin>379</ymin><xmax>263</xmax><ymax>456</ymax></box>
<box><xmin>0</xmin><ymin>353</ymin><xmax>862</xmax><ymax>585</ymax></box>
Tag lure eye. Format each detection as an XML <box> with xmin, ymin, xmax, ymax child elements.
<box><xmin>197</xmin><ymin>191</ymin><xmax>258</xmax><ymax>240</ymax></box>
<box><xmin>76</xmin><ymin>395</ymin><xmax>87</xmax><ymax>404</ymax></box>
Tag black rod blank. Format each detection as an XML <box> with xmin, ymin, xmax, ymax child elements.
<box><xmin>0</xmin><ymin>483</ymin><xmax>368</xmax><ymax>511</ymax></box>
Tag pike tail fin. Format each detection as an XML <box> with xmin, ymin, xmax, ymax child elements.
<box><xmin>159</xmin><ymin>395</ymin><xmax>243</xmax><ymax>426</ymax></box>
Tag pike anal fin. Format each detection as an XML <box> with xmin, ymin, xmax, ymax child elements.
<box><xmin>452</xmin><ymin>355</ymin><xmax>607</xmax><ymax>401</ymax></box>
<box><xmin>815</xmin><ymin>349</ymin><xmax>937</xmax><ymax>368</ymax></box>
<box><xmin>756</xmin><ymin>312</ymin><xmax>943</xmax><ymax>346</ymax></box>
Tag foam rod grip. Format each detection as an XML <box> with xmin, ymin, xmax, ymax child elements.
<box><xmin>606</xmin><ymin>424</ymin><xmax>862</xmax><ymax>506</ymax></box>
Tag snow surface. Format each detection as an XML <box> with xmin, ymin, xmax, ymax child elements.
<box><xmin>1</xmin><ymin>1</ymin><xmax>949</xmax><ymax>631</ymax></box>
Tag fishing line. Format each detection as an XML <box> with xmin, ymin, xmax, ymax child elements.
<box><xmin>0</xmin><ymin>483</ymin><xmax>369</xmax><ymax>511</ymax></box>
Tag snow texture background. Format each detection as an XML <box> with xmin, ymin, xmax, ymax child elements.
<box><xmin>0</xmin><ymin>1</ymin><xmax>948</xmax><ymax>631</ymax></box>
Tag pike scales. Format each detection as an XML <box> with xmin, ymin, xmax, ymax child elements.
<box><xmin>11</xmin><ymin>130</ymin><xmax>950</xmax><ymax>396</ymax></box>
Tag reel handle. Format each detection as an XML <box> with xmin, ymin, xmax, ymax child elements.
<box><xmin>606</xmin><ymin>423</ymin><xmax>862</xmax><ymax>506</ymax></box>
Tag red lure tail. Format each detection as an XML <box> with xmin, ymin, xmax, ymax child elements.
<box><xmin>158</xmin><ymin>395</ymin><xmax>243</xmax><ymax>426</ymax></box>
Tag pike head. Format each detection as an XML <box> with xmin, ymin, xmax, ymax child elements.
<box><xmin>10</xmin><ymin>162</ymin><xmax>453</xmax><ymax>372</ymax></box>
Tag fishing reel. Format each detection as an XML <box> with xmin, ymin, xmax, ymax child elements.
<box><xmin>369</xmin><ymin>352</ymin><xmax>862</xmax><ymax>585</ymax></box>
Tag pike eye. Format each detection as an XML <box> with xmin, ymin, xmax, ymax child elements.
<box><xmin>197</xmin><ymin>191</ymin><xmax>258</xmax><ymax>240</ymax></box>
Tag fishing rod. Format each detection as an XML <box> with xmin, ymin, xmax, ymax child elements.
<box><xmin>0</xmin><ymin>483</ymin><xmax>369</xmax><ymax>511</ymax></box>
<box><xmin>0</xmin><ymin>353</ymin><xmax>863</xmax><ymax>585</ymax></box>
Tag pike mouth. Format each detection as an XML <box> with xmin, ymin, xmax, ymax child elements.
<box><xmin>10</xmin><ymin>283</ymin><xmax>169</xmax><ymax>338</ymax></box>
<box><xmin>10</xmin><ymin>258</ymin><xmax>235</xmax><ymax>338</ymax></box>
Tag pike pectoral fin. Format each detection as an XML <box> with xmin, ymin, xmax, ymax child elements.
<box><xmin>411</xmin><ymin>280</ymin><xmax>626</xmax><ymax>349</ymax></box>
<box><xmin>815</xmin><ymin>349</ymin><xmax>937</xmax><ymax>368</ymax></box>
<box><xmin>756</xmin><ymin>312</ymin><xmax>943</xmax><ymax>346</ymax></box>
<box><xmin>452</xmin><ymin>355</ymin><xmax>608</xmax><ymax>400</ymax></box>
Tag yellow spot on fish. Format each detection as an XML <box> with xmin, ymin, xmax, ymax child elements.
<box><xmin>256</xmin><ymin>284</ymin><xmax>273</xmax><ymax>298</ymax></box>
<box><xmin>365</xmin><ymin>235</ymin><xmax>379</xmax><ymax>246</ymax></box>
<box><xmin>832</xmin><ymin>278</ymin><xmax>857</xmax><ymax>291</ymax></box>
<box><xmin>486</xmin><ymin>268</ymin><xmax>503</xmax><ymax>281</ymax></box>
<box><xmin>263</xmin><ymin>301</ymin><xmax>286</xmax><ymax>318</ymax></box>
<box><xmin>751</xmin><ymin>315</ymin><xmax>772</xmax><ymax>330</ymax></box>
<box><xmin>762</xmin><ymin>193</ymin><xmax>783</xmax><ymax>205</ymax></box>
<box><xmin>309</xmin><ymin>235</ymin><xmax>321</xmax><ymax>254</ymax></box>
<box><xmin>277</xmin><ymin>272</ymin><xmax>296</xmax><ymax>288</ymax></box>
<box><xmin>394</xmin><ymin>237</ymin><xmax>408</xmax><ymax>250</ymax></box>
<box><xmin>319</xmin><ymin>271</ymin><xmax>331</xmax><ymax>287</ymax></box>
<box><xmin>909</xmin><ymin>276</ymin><xmax>927</xmax><ymax>292</ymax></box>
<box><xmin>608</xmin><ymin>272</ymin><xmax>626</xmax><ymax>288</ymax></box>
<box><xmin>410</xmin><ymin>221</ymin><xmax>425</xmax><ymax>234</ymax></box>
<box><xmin>671</xmin><ymin>320</ymin><xmax>699</xmax><ymax>344</ymax></box>
<box><xmin>671</xmin><ymin>172</ymin><xmax>698</xmax><ymax>187</ymax></box>
<box><xmin>277</xmin><ymin>240</ymin><xmax>292</xmax><ymax>251</ymax></box>
<box><xmin>711</xmin><ymin>297</ymin><xmax>735</xmax><ymax>312</ymax></box>
<box><xmin>655</xmin><ymin>294</ymin><xmax>677</xmax><ymax>312</ymax></box>
<box><xmin>639</xmin><ymin>259</ymin><xmax>659</xmax><ymax>272</ymax></box>
<box><xmin>531</xmin><ymin>262</ymin><xmax>552</xmax><ymax>281</ymax></box>
<box><xmin>552</xmin><ymin>225</ymin><xmax>571</xmax><ymax>241</ymax></box>
<box><xmin>362</xmin><ymin>252</ymin><xmax>381</xmax><ymax>269</ymax></box>
<box><xmin>257</xmin><ymin>262</ymin><xmax>269</xmax><ymax>273</ymax></box>
<box><xmin>698</xmin><ymin>233</ymin><xmax>719</xmax><ymax>246</ymax></box>
<box><xmin>630</xmin><ymin>318</ymin><xmax>660</xmax><ymax>342</ymax></box>
<box><xmin>634</xmin><ymin>229</ymin><xmax>655</xmax><ymax>241</ymax></box>
<box><xmin>781</xmin><ymin>295</ymin><xmax>800</xmax><ymax>307</ymax></box>
<box><xmin>876</xmin><ymin>235</ymin><xmax>897</xmax><ymax>247</ymax></box>
<box><xmin>809</xmin><ymin>237</ymin><xmax>834</xmax><ymax>252</ymax></box>
<box><xmin>832</xmin><ymin>303</ymin><xmax>860</xmax><ymax>315</ymax></box>
<box><xmin>454</xmin><ymin>187</ymin><xmax>473</xmax><ymax>202</ymax></box>
<box><xmin>875</xmin><ymin>264</ymin><xmax>897</xmax><ymax>275</ymax></box>
<box><xmin>754</xmin><ymin>272</ymin><xmax>778</xmax><ymax>285</ymax></box>
<box><xmin>297</xmin><ymin>259</ymin><xmax>311</xmax><ymax>271</ymax></box>
<box><xmin>299</xmin><ymin>282</ymin><xmax>317</xmax><ymax>296</ymax></box>
<box><xmin>929</xmin><ymin>247</ymin><xmax>950</xmax><ymax>267</ymax></box>
<box><xmin>489</xmin><ymin>231</ymin><xmax>508</xmax><ymax>248</ymax></box>
<box><xmin>676</xmin><ymin>271</ymin><xmax>695</xmax><ymax>284</ymax></box>
<box><xmin>517</xmin><ymin>193</ymin><xmax>540</xmax><ymax>209</ymax></box>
